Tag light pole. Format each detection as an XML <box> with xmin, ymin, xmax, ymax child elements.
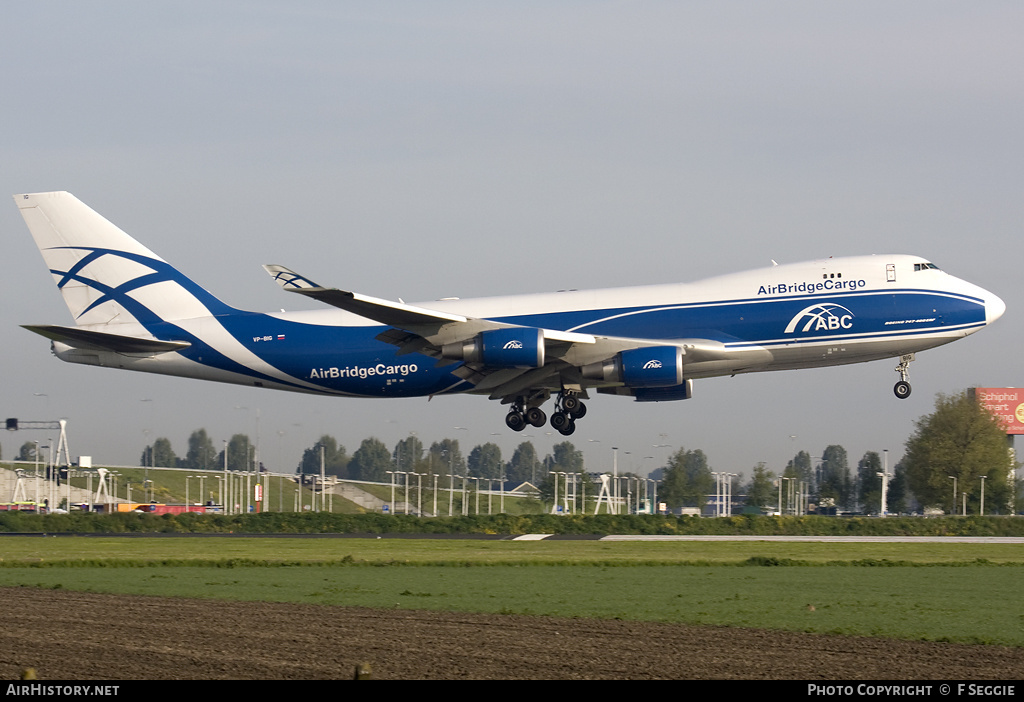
<box><xmin>386</xmin><ymin>471</ymin><xmax>396</xmax><ymax>514</ymax></box>
<box><xmin>222</xmin><ymin>440</ymin><xmax>229</xmax><ymax>514</ymax></box>
<box><xmin>780</xmin><ymin>477</ymin><xmax>793</xmax><ymax>515</ymax></box>
<box><xmin>949</xmin><ymin>476</ymin><xmax>958</xmax><ymax>515</ymax></box>
<box><xmin>612</xmin><ymin>447</ymin><xmax>619</xmax><ymax>514</ymax></box>
<box><xmin>432</xmin><ymin>473</ymin><xmax>438</xmax><ymax>517</ymax></box>
<box><xmin>876</xmin><ymin>471</ymin><xmax>890</xmax><ymax>516</ymax></box>
<box><xmin>443</xmin><ymin>449</ymin><xmax>454</xmax><ymax>516</ymax></box>
<box><xmin>466</xmin><ymin>476</ymin><xmax>477</xmax><ymax>514</ymax></box>
<box><xmin>980</xmin><ymin>475</ymin><xmax>987</xmax><ymax>516</ymax></box>
<box><xmin>554</xmin><ymin>472</ymin><xmax>569</xmax><ymax>514</ymax></box>
<box><xmin>726</xmin><ymin>473</ymin><xmax>738</xmax><ymax>516</ymax></box>
<box><xmin>876</xmin><ymin>449</ymin><xmax>892</xmax><ymax>517</ymax></box>
<box><xmin>319</xmin><ymin>442</ymin><xmax>326</xmax><ymax>514</ymax></box>
<box><xmin>415</xmin><ymin>472</ymin><xmax>424</xmax><ymax>516</ymax></box>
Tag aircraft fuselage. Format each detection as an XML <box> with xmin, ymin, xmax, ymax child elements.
<box><xmin>52</xmin><ymin>255</ymin><xmax>999</xmax><ymax>398</ymax></box>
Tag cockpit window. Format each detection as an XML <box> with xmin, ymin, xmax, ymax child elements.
<box><xmin>914</xmin><ymin>263</ymin><xmax>941</xmax><ymax>271</ymax></box>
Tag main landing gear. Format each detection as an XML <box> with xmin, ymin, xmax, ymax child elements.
<box><xmin>505</xmin><ymin>391</ymin><xmax>587</xmax><ymax>436</ymax></box>
<box><xmin>893</xmin><ymin>353</ymin><xmax>915</xmax><ymax>400</ymax></box>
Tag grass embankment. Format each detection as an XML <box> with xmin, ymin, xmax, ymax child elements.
<box><xmin>5</xmin><ymin>511</ymin><xmax>1024</xmax><ymax>536</ymax></box>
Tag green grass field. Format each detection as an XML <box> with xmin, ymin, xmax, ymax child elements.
<box><xmin>1</xmin><ymin>536</ymin><xmax>1023</xmax><ymax>646</ymax></box>
<box><xmin>1</xmin><ymin>535</ymin><xmax>1023</xmax><ymax>564</ymax></box>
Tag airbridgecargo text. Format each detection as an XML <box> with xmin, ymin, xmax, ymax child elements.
<box><xmin>758</xmin><ymin>279</ymin><xmax>866</xmax><ymax>295</ymax></box>
<box><xmin>310</xmin><ymin>363</ymin><xmax>419</xmax><ymax>380</ymax></box>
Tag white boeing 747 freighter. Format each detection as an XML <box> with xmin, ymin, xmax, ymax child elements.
<box><xmin>15</xmin><ymin>191</ymin><xmax>1005</xmax><ymax>435</ymax></box>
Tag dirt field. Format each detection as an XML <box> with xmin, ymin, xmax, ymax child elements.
<box><xmin>1</xmin><ymin>587</ymin><xmax>1022</xmax><ymax>680</ymax></box>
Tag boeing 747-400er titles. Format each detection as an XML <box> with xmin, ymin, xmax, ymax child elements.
<box><xmin>15</xmin><ymin>191</ymin><xmax>1005</xmax><ymax>436</ymax></box>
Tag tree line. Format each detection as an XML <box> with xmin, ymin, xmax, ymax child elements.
<box><xmin>662</xmin><ymin>390</ymin><xmax>1018</xmax><ymax>515</ymax></box>
<box><xmin>7</xmin><ymin>389</ymin><xmax>1017</xmax><ymax>514</ymax></box>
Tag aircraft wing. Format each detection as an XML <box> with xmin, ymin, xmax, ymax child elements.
<box><xmin>262</xmin><ymin>265</ymin><xmax>771</xmax><ymax>402</ymax></box>
<box><xmin>264</xmin><ymin>264</ymin><xmax>467</xmax><ymax>330</ymax></box>
<box><xmin>264</xmin><ymin>265</ymin><xmax>616</xmax><ymax>397</ymax></box>
<box><xmin>263</xmin><ymin>264</ymin><xmax>592</xmax><ymax>343</ymax></box>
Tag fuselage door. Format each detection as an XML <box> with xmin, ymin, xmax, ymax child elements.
<box><xmin>886</xmin><ymin>264</ymin><xmax>896</xmax><ymax>283</ymax></box>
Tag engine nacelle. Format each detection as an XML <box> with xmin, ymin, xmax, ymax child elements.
<box><xmin>582</xmin><ymin>346</ymin><xmax>683</xmax><ymax>388</ymax></box>
<box><xmin>442</xmin><ymin>327</ymin><xmax>545</xmax><ymax>369</ymax></box>
<box><xmin>634</xmin><ymin>380</ymin><xmax>693</xmax><ymax>402</ymax></box>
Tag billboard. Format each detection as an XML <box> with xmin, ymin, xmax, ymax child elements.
<box><xmin>971</xmin><ymin>388</ymin><xmax>1024</xmax><ymax>435</ymax></box>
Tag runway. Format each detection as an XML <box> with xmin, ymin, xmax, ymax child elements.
<box><xmin>4</xmin><ymin>532</ymin><xmax>1024</xmax><ymax>543</ymax></box>
<box><xmin>515</xmin><ymin>534</ymin><xmax>1024</xmax><ymax>543</ymax></box>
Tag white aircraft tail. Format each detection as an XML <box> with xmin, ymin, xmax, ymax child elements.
<box><xmin>14</xmin><ymin>191</ymin><xmax>233</xmax><ymax>328</ymax></box>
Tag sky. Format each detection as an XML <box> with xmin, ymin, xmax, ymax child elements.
<box><xmin>2</xmin><ymin>2</ymin><xmax>1022</xmax><ymax>481</ymax></box>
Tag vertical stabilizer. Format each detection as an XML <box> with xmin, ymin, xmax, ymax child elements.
<box><xmin>14</xmin><ymin>192</ymin><xmax>233</xmax><ymax>327</ymax></box>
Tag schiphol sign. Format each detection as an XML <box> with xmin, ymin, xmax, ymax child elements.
<box><xmin>971</xmin><ymin>387</ymin><xmax>1024</xmax><ymax>435</ymax></box>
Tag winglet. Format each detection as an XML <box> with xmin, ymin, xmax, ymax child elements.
<box><xmin>263</xmin><ymin>264</ymin><xmax>323</xmax><ymax>290</ymax></box>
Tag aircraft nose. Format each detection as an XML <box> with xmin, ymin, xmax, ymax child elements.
<box><xmin>985</xmin><ymin>289</ymin><xmax>1006</xmax><ymax>324</ymax></box>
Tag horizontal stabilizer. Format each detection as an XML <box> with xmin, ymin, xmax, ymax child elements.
<box><xmin>22</xmin><ymin>325</ymin><xmax>191</xmax><ymax>355</ymax></box>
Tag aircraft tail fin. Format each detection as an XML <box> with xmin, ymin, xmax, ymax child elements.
<box><xmin>14</xmin><ymin>191</ymin><xmax>235</xmax><ymax>327</ymax></box>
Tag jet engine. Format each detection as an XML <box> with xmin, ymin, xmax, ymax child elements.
<box><xmin>442</xmin><ymin>327</ymin><xmax>545</xmax><ymax>369</ymax></box>
<box><xmin>582</xmin><ymin>346</ymin><xmax>683</xmax><ymax>388</ymax></box>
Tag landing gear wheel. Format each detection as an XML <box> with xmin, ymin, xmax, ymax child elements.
<box><xmin>505</xmin><ymin>410</ymin><xmax>527</xmax><ymax>432</ymax></box>
<box><xmin>569</xmin><ymin>401</ymin><xmax>587</xmax><ymax>419</ymax></box>
<box><xmin>550</xmin><ymin>411</ymin><xmax>572</xmax><ymax>432</ymax></box>
<box><xmin>562</xmin><ymin>395</ymin><xmax>581</xmax><ymax>414</ymax></box>
<box><xmin>893</xmin><ymin>354</ymin><xmax>914</xmax><ymax>400</ymax></box>
<box><xmin>557</xmin><ymin>418</ymin><xmax>576</xmax><ymax>436</ymax></box>
<box><xmin>525</xmin><ymin>407</ymin><xmax>547</xmax><ymax>428</ymax></box>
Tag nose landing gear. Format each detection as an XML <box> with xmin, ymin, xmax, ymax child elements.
<box><xmin>893</xmin><ymin>353</ymin><xmax>915</xmax><ymax>399</ymax></box>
